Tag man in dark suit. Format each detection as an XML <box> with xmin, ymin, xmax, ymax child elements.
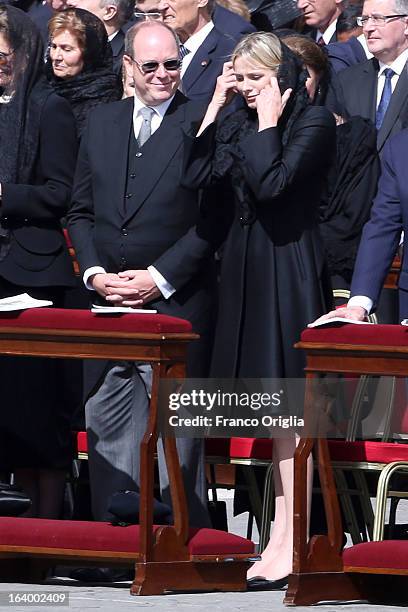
<box><xmin>67</xmin><ymin>20</ymin><xmax>215</xmax><ymax>527</ymax></box>
<box><xmin>157</xmin><ymin>0</ymin><xmax>247</xmax><ymax>103</ymax></box>
<box><xmin>314</xmin><ymin>128</ymin><xmax>408</xmax><ymax>322</ymax></box>
<box><xmin>212</xmin><ymin>3</ymin><xmax>255</xmax><ymax>38</ymax></box>
<box><xmin>326</xmin><ymin>0</ymin><xmax>408</xmax><ymax>156</ymax></box>
<box><xmin>297</xmin><ymin>0</ymin><xmax>343</xmax><ymax>44</ymax></box>
<box><xmin>326</xmin><ymin>34</ymin><xmax>371</xmax><ymax>72</ymax></box>
<box><xmin>66</xmin><ymin>0</ymin><xmax>135</xmax><ymax>73</ymax></box>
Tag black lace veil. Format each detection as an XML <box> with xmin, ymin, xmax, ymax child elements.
<box><xmin>0</xmin><ymin>3</ymin><xmax>51</xmax><ymax>184</ymax></box>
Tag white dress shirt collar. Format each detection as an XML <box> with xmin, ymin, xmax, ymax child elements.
<box><xmin>357</xmin><ymin>33</ymin><xmax>373</xmax><ymax>59</ymax></box>
<box><xmin>378</xmin><ymin>47</ymin><xmax>408</xmax><ymax>77</ymax></box>
<box><xmin>132</xmin><ymin>93</ymin><xmax>175</xmax><ymax>139</ymax></box>
<box><xmin>108</xmin><ymin>30</ymin><xmax>119</xmax><ymax>42</ymax></box>
<box><xmin>317</xmin><ymin>19</ymin><xmax>337</xmax><ymax>45</ymax></box>
<box><xmin>180</xmin><ymin>20</ymin><xmax>214</xmax><ymax>77</ymax></box>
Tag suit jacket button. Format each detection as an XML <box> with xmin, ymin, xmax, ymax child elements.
<box><xmin>125</xmin><ymin>194</ymin><xmax>132</xmax><ymax>199</ymax></box>
<box><xmin>130</xmin><ymin>173</ymin><xmax>136</xmax><ymax>179</ymax></box>
<box><xmin>121</xmin><ymin>228</ymin><xmax>128</xmax><ymax>236</ymax></box>
<box><xmin>135</xmin><ymin>152</ymin><xmax>142</xmax><ymax>157</ymax></box>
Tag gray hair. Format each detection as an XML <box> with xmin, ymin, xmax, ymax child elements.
<box><xmin>124</xmin><ymin>20</ymin><xmax>180</xmax><ymax>56</ymax></box>
<box><xmin>392</xmin><ymin>0</ymin><xmax>408</xmax><ymax>13</ymax></box>
<box><xmin>100</xmin><ymin>0</ymin><xmax>135</xmax><ymax>25</ymax></box>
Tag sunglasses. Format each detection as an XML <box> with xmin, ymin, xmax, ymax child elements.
<box><xmin>0</xmin><ymin>50</ymin><xmax>13</xmax><ymax>66</ymax></box>
<box><xmin>130</xmin><ymin>57</ymin><xmax>182</xmax><ymax>74</ymax></box>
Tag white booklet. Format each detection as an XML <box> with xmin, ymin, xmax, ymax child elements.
<box><xmin>0</xmin><ymin>293</ymin><xmax>53</xmax><ymax>312</ymax></box>
<box><xmin>308</xmin><ymin>317</ymin><xmax>372</xmax><ymax>328</ymax></box>
<box><xmin>91</xmin><ymin>304</ymin><xmax>157</xmax><ymax>314</ymax></box>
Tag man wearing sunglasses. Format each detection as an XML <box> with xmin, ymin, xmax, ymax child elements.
<box><xmin>68</xmin><ymin>20</ymin><xmax>215</xmax><ymax>540</ymax></box>
<box><xmin>327</xmin><ymin>0</ymin><xmax>408</xmax><ymax>156</ymax></box>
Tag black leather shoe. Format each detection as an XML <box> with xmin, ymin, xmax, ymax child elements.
<box><xmin>69</xmin><ymin>567</ymin><xmax>134</xmax><ymax>583</ymax></box>
<box><xmin>247</xmin><ymin>576</ymin><xmax>289</xmax><ymax>591</ymax></box>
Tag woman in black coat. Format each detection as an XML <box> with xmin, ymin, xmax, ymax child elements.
<box><xmin>0</xmin><ymin>5</ymin><xmax>77</xmax><ymax>517</ymax></box>
<box><xmin>184</xmin><ymin>32</ymin><xmax>336</xmax><ymax>585</ymax></box>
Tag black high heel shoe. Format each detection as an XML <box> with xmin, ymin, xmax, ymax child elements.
<box><xmin>247</xmin><ymin>575</ymin><xmax>289</xmax><ymax>591</ymax></box>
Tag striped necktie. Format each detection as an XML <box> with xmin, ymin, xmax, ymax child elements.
<box><xmin>180</xmin><ymin>44</ymin><xmax>190</xmax><ymax>59</ymax></box>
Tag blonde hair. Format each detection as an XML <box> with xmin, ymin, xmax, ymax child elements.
<box><xmin>232</xmin><ymin>31</ymin><xmax>282</xmax><ymax>71</ymax></box>
<box><xmin>216</xmin><ymin>0</ymin><xmax>250</xmax><ymax>21</ymax></box>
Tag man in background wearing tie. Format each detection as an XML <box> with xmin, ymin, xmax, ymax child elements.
<box><xmin>157</xmin><ymin>0</ymin><xmax>251</xmax><ymax>103</ymax></box>
<box><xmin>67</xmin><ymin>20</ymin><xmax>215</xmax><ymax>529</ymax></box>
<box><xmin>326</xmin><ymin>0</ymin><xmax>408</xmax><ymax>156</ymax></box>
<box><xmin>297</xmin><ymin>0</ymin><xmax>344</xmax><ymax>45</ymax></box>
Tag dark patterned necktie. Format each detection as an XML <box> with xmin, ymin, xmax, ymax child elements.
<box><xmin>317</xmin><ymin>36</ymin><xmax>325</xmax><ymax>47</ymax></box>
<box><xmin>137</xmin><ymin>107</ymin><xmax>155</xmax><ymax>147</ymax></box>
<box><xmin>376</xmin><ymin>68</ymin><xmax>395</xmax><ymax>130</ymax></box>
<box><xmin>180</xmin><ymin>44</ymin><xmax>191</xmax><ymax>59</ymax></box>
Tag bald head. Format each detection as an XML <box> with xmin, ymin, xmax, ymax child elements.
<box><xmin>124</xmin><ymin>19</ymin><xmax>180</xmax><ymax>56</ymax></box>
<box><xmin>123</xmin><ymin>21</ymin><xmax>181</xmax><ymax>106</ymax></box>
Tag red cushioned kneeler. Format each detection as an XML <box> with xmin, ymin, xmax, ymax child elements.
<box><xmin>0</xmin><ymin>307</ymin><xmax>192</xmax><ymax>334</ymax></box>
<box><xmin>301</xmin><ymin>323</ymin><xmax>408</xmax><ymax>346</ymax></box>
<box><xmin>0</xmin><ymin>309</ymin><xmax>256</xmax><ymax>596</ymax></box>
<box><xmin>0</xmin><ymin>518</ymin><xmax>254</xmax><ymax>557</ymax></box>
<box><xmin>343</xmin><ymin>541</ymin><xmax>408</xmax><ymax>573</ymax></box>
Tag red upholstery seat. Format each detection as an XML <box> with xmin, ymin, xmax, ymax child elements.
<box><xmin>0</xmin><ymin>518</ymin><xmax>254</xmax><ymax>556</ymax></box>
<box><xmin>343</xmin><ymin>541</ymin><xmax>408</xmax><ymax>571</ymax></box>
<box><xmin>229</xmin><ymin>438</ymin><xmax>273</xmax><ymax>460</ymax></box>
<box><xmin>301</xmin><ymin>324</ymin><xmax>408</xmax><ymax>346</ymax></box>
<box><xmin>329</xmin><ymin>440</ymin><xmax>408</xmax><ymax>463</ymax></box>
<box><xmin>0</xmin><ymin>308</ymin><xmax>192</xmax><ymax>334</ymax></box>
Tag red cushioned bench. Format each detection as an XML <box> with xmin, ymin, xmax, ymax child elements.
<box><xmin>285</xmin><ymin>324</ymin><xmax>408</xmax><ymax>606</ymax></box>
<box><xmin>0</xmin><ymin>309</ymin><xmax>255</xmax><ymax>595</ymax></box>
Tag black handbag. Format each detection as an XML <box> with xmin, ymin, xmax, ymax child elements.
<box><xmin>0</xmin><ymin>483</ymin><xmax>31</xmax><ymax>517</ymax></box>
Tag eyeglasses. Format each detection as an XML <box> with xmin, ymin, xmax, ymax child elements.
<box><xmin>0</xmin><ymin>50</ymin><xmax>13</xmax><ymax>66</ymax></box>
<box><xmin>129</xmin><ymin>57</ymin><xmax>182</xmax><ymax>74</ymax></box>
<box><xmin>134</xmin><ymin>10</ymin><xmax>162</xmax><ymax>20</ymax></box>
<box><xmin>356</xmin><ymin>13</ymin><xmax>408</xmax><ymax>26</ymax></box>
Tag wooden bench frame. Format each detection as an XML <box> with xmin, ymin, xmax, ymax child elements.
<box><xmin>285</xmin><ymin>335</ymin><xmax>408</xmax><ymax>606</ymax></box>
<box><xmin>0</xmin><ymin>313</ymin><xmax>253</xmax><ymax>595</ymax></box>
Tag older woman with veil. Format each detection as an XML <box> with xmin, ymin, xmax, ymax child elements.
<box><xmin>45</xmin><ymin>8</ymin><xmax>121</xmax><ymax>137</ymax></box>
<box><xmin>0</xmin><ymin>5</ymin><xmax>77</xmax><ymax>517</ymax></box>
<box><xmin>183</xmin><ymin>32</ymin><xmax>336</xmax><ymax>588</ymax></box>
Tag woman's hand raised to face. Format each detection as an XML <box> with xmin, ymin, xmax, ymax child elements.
<box><xmin>257</xmin><ymin>76</ymin><xmax>292</xmax><ymax>131</ymax></box>
<box><xmin>196</xmin><ymin>62</ymin><xmax>237</xmax><ymax>136</ymax></box>
<box><xmin>210</xmin><ymin>61</ymin><xmax>237</xmax><ymax>110</ymax></box>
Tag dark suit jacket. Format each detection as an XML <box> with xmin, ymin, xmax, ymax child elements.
<box><xmin>326</xmin><ymin>58</ymin><xmax>408</xmax><ymax>154</ymax></box>
<box><xmin>212</xmin><ymin>5</ymin><xmax>255</xmax><ymax>38</ymax></box>
<box><xmin>182</xmin><ymin>26</ymin><xmax>240</xmax><ymax>104</ymax></box>
<box><xmin>326</xmin><ymin>36</ymin><xmax>367</xmax><ymax>73</ymax></box>
<box><xmin>0</xmin><ymin>93</ymin><xmax>77</xmax><ymax>289</ymax></box>
<box><xmin>110</xmin><ymin>28</ymin><xmax>125</xmax><ymax>75</ymax></box>
<box><xmin>67</xmin><ymin>92</ymin><xmax>217</xmax><ymax>390</ymax></box>
<box><xmin>351</xmin><ymin>129</ymin><xmax>408</xmax><ymax>317</ymax></box>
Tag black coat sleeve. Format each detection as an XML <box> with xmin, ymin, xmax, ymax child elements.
<box><xmin>1</xmin><ymin>94</ymin><xmax>78</xmax><ymax>220</ymax></box>
<box><xmin>66</xmin><ymin>116</ymin><xmax>102</xmax><ymax>273</ymax></box>
<box><xmin>241</xmin><ymin>107</ymin><xmax>336</xmax><ymax>204</ymax></box>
